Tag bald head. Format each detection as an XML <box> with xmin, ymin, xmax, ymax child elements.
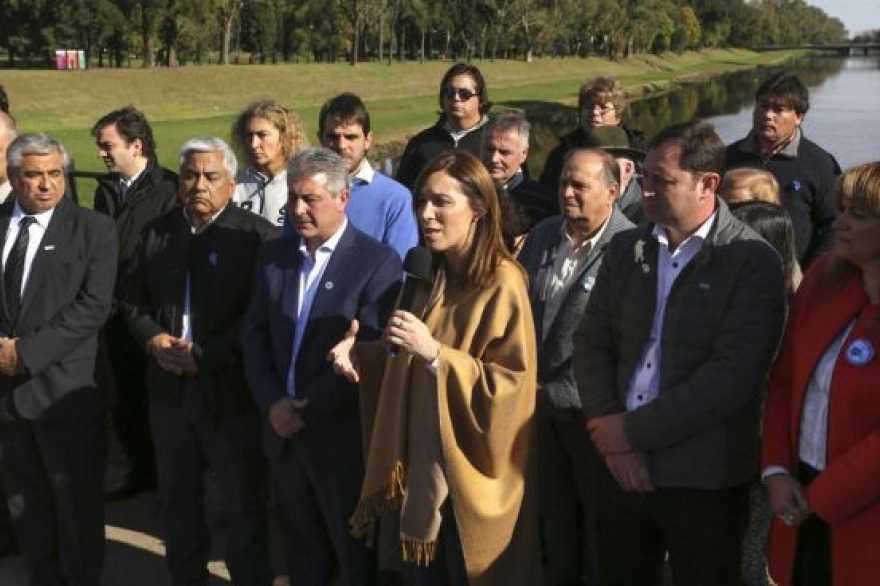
<box><xmin>0</xmin><ymin>112</ymin><xmax>19</xmax><ymax>186</ymax></box>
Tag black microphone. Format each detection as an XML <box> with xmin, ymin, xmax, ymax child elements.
<box><xmin>390</xmin><ymin>246</ymin><xmax>433</xmax><ymax>356</ymax></box>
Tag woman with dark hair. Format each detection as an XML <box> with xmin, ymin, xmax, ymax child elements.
<box><xmin>761</xmin><ymin>161</ymin><xmax>880</xmax><ymax>586</ymax></box>
<box><xmin>231</xmin><ymin>99</ymin><xmax>308</xmax><ymax>225</ymax></box>
<box><xmin>395</xmin><ymin>63</ymin><xmax>492</xmax><ymax>190</ymax></box>
<box><xmin>338</xmin><ymin>151</ymin><xmax>540</xmax><ymax>584</ymax></box>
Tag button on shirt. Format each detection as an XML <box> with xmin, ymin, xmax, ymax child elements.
<box><xmin>2</xmin><ymin>204</ymin><xmax>54</xmax><ymax>299</ymax></box>
<box><xmin>287</xmin><ymin>218</ymin><xmax>348</xmax><ymax>397</ymax></box>
<box><xmin>540</xmin><ymin>216</ymin><xmax>610</xmax><ymax>340</ymax></box>
<box><xmin>625</xmin><ymin>212</ymin><xmax>717</xmax><ymax>411</ymax></box>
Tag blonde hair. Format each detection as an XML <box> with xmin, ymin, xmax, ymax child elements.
<box><xmin>231</xmin><ymin>100</ymin><xmax>309</xmax><ymax>167</ymax></box>
<box><xmin>721</xmin><ymin>168</ymin><xmax>780</xmax><ymax>204</ymax></box>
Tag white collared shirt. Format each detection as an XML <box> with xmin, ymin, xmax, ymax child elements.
<box><xmin>625</xmin><ymin>212</ymin><xmax>718</xmax><ymax>411</ymax></box>
<box><xmin>119</xmin><ymin>167</ymin><xmax>145</xmax><ymax>199</ymax></box>
<box><xmin>352</xmin><ymin>159</ymin><xmax>375</xmax><ymax>185</ymax></box>
<box><xmin>2</xmin><ymin>203</ymin><xmax>55</xmax><ymax>297</ymax></box>
<box><xmin>287</xmin><ymin>218</ymin><xmax>349</xmax><ymax>397</ymax></box>
<box><xmin>540</xmin><ymin>214</ymin><xmax>612</xmax><ymax>339</ymax></box>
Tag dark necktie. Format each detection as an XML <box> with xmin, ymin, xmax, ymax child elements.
<box><xmin>4</xmin><ymin>216</ymin><xmax>35</xmax><ymax>321</ymax></box>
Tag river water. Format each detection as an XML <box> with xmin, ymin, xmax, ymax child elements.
<box><xmin>528</xmin><ymin>56</ymin><xmax>880</xmax><ymax>176</ymax></box>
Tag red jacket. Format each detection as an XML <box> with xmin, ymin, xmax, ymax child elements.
<box><xmin>762</xmin><ymin>255</ymin><xmax>880</xmax><ymax>586</ymax></box>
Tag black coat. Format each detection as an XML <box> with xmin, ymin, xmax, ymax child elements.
<box><xmin>122</xmin><ymin>205</ymin><xmax>279</xmax><ymax>418</ymax></box>
<box><xmin>94</xmin><ymin>159</ymin><xmax>179</xmax><ymax>298</ymax></box>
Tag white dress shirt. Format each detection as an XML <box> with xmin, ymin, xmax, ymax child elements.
<box><xmin>287</xmin><ymin>219</ymin><xmax>348</xmax><ymax>397</ymax></box>
<box><xmin>625</xmin><ymin>212</ymin><xmax>717</xmax><ymax>411</ymax></box>
<box><xmin>2</xmin><ymin>203</ymin><xmax>55</xmax><ymax>298</ymax></box>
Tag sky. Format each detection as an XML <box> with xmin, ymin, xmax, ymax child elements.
<box><xmin>804</xmin><ymin>0</ymin><xmax>880</xmax><ymax>36</ymax></box>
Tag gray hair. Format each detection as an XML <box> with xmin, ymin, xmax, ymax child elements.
<box><xmin>7</xmin><ymin>132</ymin><xmax>70</xmax><ymax>174</ymax></box>
<box><xmin>287</xmin><ymin>147</ymin><xmax>350</xmax><ymax>197</ymax></box>
<box><xmin>178</xmin><ymin>137</ymin><xmax>238</xmax><ymax>178</ymax></box>
<box><xmin>485</xmin><ymin>111</ymin><xmax>530</xmax><ymax>149</ymax></box>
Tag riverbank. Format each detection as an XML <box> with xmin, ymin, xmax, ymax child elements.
<box><xmin>1</xmin><ymin>48</ymin><xmax>804</xmax><ymax>201</ymax></box>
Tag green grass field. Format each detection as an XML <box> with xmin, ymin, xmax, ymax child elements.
<box><xmin>1</xmin><ymin>48</ymin><xmax>802</xmax><ymax>205</ymax></box>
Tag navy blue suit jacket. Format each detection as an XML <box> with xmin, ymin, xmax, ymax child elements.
<box><xmin>241</xmin><ymin>223</ymin><xmax>401</xmax><ymax>458</ymax></box>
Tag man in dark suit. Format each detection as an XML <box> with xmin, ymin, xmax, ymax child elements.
<box><xmin>519</xmin><ymin>148</ymin><xmax>634</xmax><ymax>585</ymax></box>
<box><xmin>572</xmin><ymin>121</ymin><xmax>786</xmax><ymax>585</ymax></box>
<box><xmin>92</xmin><ymin>106</ymin><xmax>179</xmax><ymax>500</ymax></box>
<box><xmin>122</xmin><ymin>137</ymin><xmax>278</xmax><ymax>585</ymax></box>
<box><xmin>242</xmin><ymin>147</ymin><xmax>401</xmax><ymax>585</ymax></box>
<box><xmin>0</xmin><ymin>133</ymin><xmax>117</xmax><ymax>585</ymax></box>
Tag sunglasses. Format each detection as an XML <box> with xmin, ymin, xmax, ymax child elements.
<box><xmin>444</xmin><ymin>87</ymin><xmax>480</xmax><ymax>101</ymax></box>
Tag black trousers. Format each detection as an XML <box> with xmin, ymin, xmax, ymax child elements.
<box><xmin>537</xmin><ymin>415</ymin><xmax>599</xmax><ymax>586</ymax></box>
<box><xmin>791</xmin><ymin>463</ymin><xmax>831</xmax><ymax>586</ymax></box>
<box><xmin>0</xmin><ymin>413</ymin><xmax>107</xmax><ymax>586</ymax></box>
<box><xmin>150</xmin><ymin>384</ymin><xmax>271</xmax><ymax>586</ymax></box>
<box><xmin>100</xmin><ymin>313</ymin><xmax>156</xmax><ymax>483</ymax></box>
<box><xmin>400</xmin><ymin>501</ymin><xmax>469</xmax><ymax>586</ymax></box>
<box><xmin>590</xmin><ymin>450</ymin><xmax>750</xmax><ymax>586</ymax></box>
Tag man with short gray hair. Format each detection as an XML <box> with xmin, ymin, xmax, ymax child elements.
<box><xmin>0</xmin><ymin>132</ymin><xmax>117</xmax><ymax>585</ymax></box>
<box><xmin>122</xmin><ymin>137</ymin><xmax>278</xmax><ymax>585</ymax></box>
<box><xmin>242</xmin><ymin>147</ymin><xmax>401</xmax><ymax>584</ymax></box>
<box><xmin>481</xmin><ymin>112</ymin><xmax>557</xmax><ymax>248</ymax></box>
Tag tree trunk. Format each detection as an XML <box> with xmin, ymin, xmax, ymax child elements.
<box><xmin>220</xmin><ymin>3</ymin><xmax>241</xmax><ymax>65</ymax></box>
<box><xmin>351</xmin><ymin>17</ymin><xmax>360</xmax><ymax>65</ymax></box>
<box><xmin>142</xmin><ymin>1</ymin><xmax>155</xmax><ymax>67</ymax></box>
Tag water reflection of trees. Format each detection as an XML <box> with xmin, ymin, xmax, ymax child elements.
<box><xmin>524</xmin><ymin>57</ymin><xmax>844</xmax><ymax>178</ymax></box>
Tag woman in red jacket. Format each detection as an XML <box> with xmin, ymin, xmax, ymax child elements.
<box><xmin>762</xmin><ymin>161</ymin><xmax>880</xmax><ymax>586</ymax></box>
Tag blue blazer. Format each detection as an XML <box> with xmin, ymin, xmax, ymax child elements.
<box><xmin>241</xmin><ymin>223</ymin><xmax>402</xmax><ymax>458</ymax></box>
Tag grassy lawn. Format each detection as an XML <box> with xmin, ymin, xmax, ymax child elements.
<box><xmin>1</xmin><ymin>48</ymin><xmax>802</xmax><ymax>204</ymax></box>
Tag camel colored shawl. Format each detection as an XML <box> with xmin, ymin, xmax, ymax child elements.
<box><xmin>350</xmin><ymin>260</ymin><xmax>541</xmax><ymax>585</ymax></box>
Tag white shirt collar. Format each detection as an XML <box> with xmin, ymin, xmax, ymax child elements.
<box><xmin>299</xmin><ymin>217</ymin><xmax>348</xmax><ymax>259</ymax></box>
<box><xmin>352</xmin><ymin>159</ymin><xmax>375</xmax><ymax>184</ymax></box>
<box><xmin>13</xmin><ymin>200</ymin><xmax>55</xmax><ymax>228</ymax></box>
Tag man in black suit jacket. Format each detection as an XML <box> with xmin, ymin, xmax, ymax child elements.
<box><xmin>123</xmin><ymin>137</ymin><xmax>278</xmax><ymax>585</ymax></box>
<box><xmin>518</xmin><ymin>148</ymin><xmax>634</xmax><ymax>585</ymax></box>
<box><xmin>92</xmin><ymin>106</ymin><xmax>180</xmax><ymax>500</ymax></box>
<box><xmin>0</xmin><ymin>133</ymin><xmax>117</xmax><ymax>585</ymax></box>
<box><xmin>242</xmin><ymin>148</ymin><xmax>401</xmax><ymax>585</ymax></box>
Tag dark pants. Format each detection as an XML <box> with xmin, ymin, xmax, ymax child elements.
<box><xmin>100</xmin><ymin>314</ymin><xmax>155</xmax><ymax>483</ymax></box>
<box><xmin>401</xmin><ymin>501</ymin><xmax>469</xmax><ymax>586</ymax></box>
<box><xmin>537</xmin><ymin>415</ymin><xmax>598</xmax><ymax>585</ymax></box>
<box><xmin>792</xmin><ymin>463</ymin><xmax>831</xmax><ymax>586</ymax></box>
<box><xmin>591</xmin><ymin>451</ymin><xmax>750</xmax><ymax>586</ymax></box>
<box><xmin>150</xmin><ymin>383</ymin><xmax>271</xmax><ymax>586</ymax></box>
<box><xmin>271</xmin><ymin>409</ymin><xmax>373</xmax><ymax>586</ymax></box>
<box><xmin>0</xmin><ymin>413</ymin><xmax>107</xmax><ymax>586</ymax></box>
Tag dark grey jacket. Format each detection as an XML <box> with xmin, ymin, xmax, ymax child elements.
<box><xmin>573</xmin><ymin>200</ymin><xmax>786</xmax><ymax>489</ymax></box>
<box><xmin>519</xmin><ymin>208</ymin><xmax>634</xmax><ymax>420</ymax></box>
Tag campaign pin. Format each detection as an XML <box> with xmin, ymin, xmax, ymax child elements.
<box><xmin>845</xmin><ymin>338</ymin><xmax>875</xmax><ymax>366</ymax></box>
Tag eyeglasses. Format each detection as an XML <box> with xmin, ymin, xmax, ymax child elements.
<box><xmin>444</xmin><ymin>87</ymin><xmax>480</xmax><ymax>101</ymax></box>
<box><xmin>757</xmin><ymin>99</ymin><xmax>794</xmax><ymax>114</ymax></box>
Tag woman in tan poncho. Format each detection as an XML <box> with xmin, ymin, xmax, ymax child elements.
<box><xmin>334</xmin><ymin>151</ymin><xmax>541</xmax><ymax>584</ymax></box>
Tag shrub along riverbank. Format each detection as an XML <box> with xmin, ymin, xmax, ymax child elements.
<box><xmin>1</xmin><ymin>48</ymin><xmax>804</xmax><ymax>205</ymax></box>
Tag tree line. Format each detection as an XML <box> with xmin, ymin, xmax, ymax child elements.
<box><xmin>0</xmin><ymin>0</ymin><xmax>853</xmax><ymax>68</ymax></box>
